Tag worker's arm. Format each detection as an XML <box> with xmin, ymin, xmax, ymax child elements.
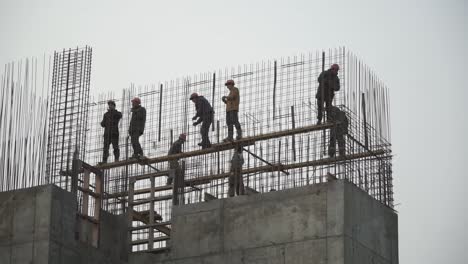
<box><xmin>100</xmin><ymin>113</ymin><xmax>106</xmax><ymax>128</ymax></box>
<box><xmin>334</xmin><ymin>76</ymin><xmax>340</xmax><ymax>91</ymax></box>
<box><xmin>225</xmin><ymin>89</ymin><xmax>238</xmax><ymax>101</ymax></box>
<box><xmin>116</xmin><ymin>111</ymin><xmax>123</xmax><ymax>121</ymax></box>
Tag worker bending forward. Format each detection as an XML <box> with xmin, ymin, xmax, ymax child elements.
<box><xmin>190</xmin><ymin>93</ymin><xmax>214</xmax><ymax>149</ymax></box>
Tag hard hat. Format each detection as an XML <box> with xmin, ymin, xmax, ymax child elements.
<box><xmin>179</xmin><ymin>133</ymin><xmax>187</xmax><ymax>141</ymax></box>
<box><xmin>189</xmin><ymin>93</ymin><xmax>199</xmax><ymax>100</ymax></box>
<box><xmin>107</xmin><ymin>100</ymin><xmax>116</xmax><ymax>106</ymax></box>
<box><xmin>131</xmin><ymin>97</ymin><xmax>141</xmax><ymax>104</ymax></box>
<box><xmin>225</xmin><ymin>80</ymin><xmax>235</xmax><ymax>86</ymax></box>
<box><xmin>331</xmin><ymin>64</ymin><xmax>340</xmax><ymax>71</ymax></box>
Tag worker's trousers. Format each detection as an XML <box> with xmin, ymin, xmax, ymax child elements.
<box><xmin>228</xmin><ymin>168</ymin><xmax>244</xmax><ymax>197</ymax></box>
<box><xmin>103</xmin><ymin>133</ymin><xmax>120</xmax><ymax>162</ymax></box>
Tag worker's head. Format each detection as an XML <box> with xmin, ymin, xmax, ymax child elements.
<box><xmin>179</xmin><ymin>133</ymin><xmax>187</xmax><ymax>141</ymax></box>
<box><xmin>225</xmin><ymin>79</ymin><xmax>235</xmax><ymax>89</ymax></box>
<box><xmin>189</xmin><ymin>92</ymin><xmax>199</xmax><ymax>102</ymax></box>
<box><xmin>328</xmin><ymin>106</ymin><xmax>340</xmax><ymax>120</ymax></box>
<box><xmin>131</xmin><ymin>97</ymin><xmax>141</xmax><ymax>108</ymax></box>
<box><xmin>235</xmin><ymin>144</ymin><xmax>243</xmax><ymax>153</ymax></box>
<box><xmin>330</xmin><ymin>64</ymin><xmax>340</xmax><ymax>74</ymax></box>
<box><xmin>107</xmin><ymin>100</ymin><xmax>116</xmax><ymax>110</ymax></box>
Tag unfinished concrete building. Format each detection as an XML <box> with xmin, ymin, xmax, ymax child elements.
<box><xmin>0</xmin><ymin>47</ymin><xmax>397</xmax><ymax>264</ymax></box>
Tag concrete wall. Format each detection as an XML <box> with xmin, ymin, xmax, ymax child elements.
<box><xmin>0</xmin><ymin>184</ymin><xmax>128</xmax><ymax>264</ymax></box>
<box><xmin>130</xmin><ymin>180</ymin><xmax>398</xmax><ymax>264</ymax></box>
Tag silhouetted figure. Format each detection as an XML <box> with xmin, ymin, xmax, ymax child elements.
<box><xmin>100</xmin><ymin>100</ymin><xmax>122</xmax><ymax>164</ymax></box>
<box><xmin>228</xmin><ymin>145</ymin><xmax>245</xmax><ymax>197</ymax></box>
<box><xmin>316</xmin><ymin>64</ymin><xmax>340</xmax><ymax>124</ymax></box>
<box><xmin>327</xmin><ymin>106</ymin><xmax>348</xmax><ymax>157</ymax></box>
<box><xmin>190</xmin><ymin>93</ymin><xmax>214</xmax><ymax>149</ymax></box>
<box><xmin>129</xmin><ymin>97</ymin><xmax>146</xmax><ymax>159</ymax></box>
<box><xmin>167</xmin><ymin>133</ymin><xmax>186</xmax><ymax>185</ymax></box>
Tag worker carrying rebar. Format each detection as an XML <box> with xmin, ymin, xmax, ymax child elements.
<box><xmin>129</xmin><ymin>97</ymin><xmax>146</xmax><ymax>159</ymax></box>
<box><xmin>167</xmin><ymin>133</ymin><xmax>186</xmax><ymax>185</ymax></box>
<box><xmin>316</xmin><ymin>64</ymin><xmax>340</xmax><ymax>124</ymax></box>
<box><xmin>190</xmin><ymin>93</ymin><xmax>214</xmax><ymax>149</ymax></box>
<box><xmin>327</xmin><ymin>106</ymin><xmax>349</xmax><ymax>157</ymax></box>
<box><xmin>228</xmin><ymin>145</ymin><xmax>245</xmax><ymax>197</ymax></box>
<box><xmin>222</xmin><ymin>79</ymin><xmax>242</xmax><ymax>142</ymax></box>
<box><xmin>100</xmin><ymin>100</ymin><xmax>122</xmax><ymax>164</ymax></box>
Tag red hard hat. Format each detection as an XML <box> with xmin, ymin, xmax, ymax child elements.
<box><xmin>331</xmin><ymin>64</ymin><xmax>340</xmax><ymax>71</ymax></box>
<box><xmin>179</xmin><ymin>133</ymin><xmax>187</xmax><ymax>140</ymax></box>
<box><xmin>189</xmin><ymin>93</ymin><xmax>199</xmax><ymax>100</ymax></box>
<box><xmin>225</xmin><ymin>79</ymin><xmax>235</xmax><ymax>86</ymax></box>
<box><xmin>131</xmin><ymin>97</ymin><xmax>141</xmax><ymax>104</ymax></box>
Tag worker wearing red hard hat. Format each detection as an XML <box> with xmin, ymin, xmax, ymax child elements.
<box><xmin>222</xmin><ymin>79</ymin><xmax>242</xmax><ymax>142</ymax></box>
<box><xmin>166</xmin><ymin>133</ymin><xmax>187</xmax><ymax>185</ymax></box>
<box><xmin>129</xmin><ymin>97</ymin><xmax>146</xmax><ymax>158</ymax></box>
<box><xmin>190</xmin><ymin>93</ymin><xmax>214</xmax><ymax>149</ymax></box>
<box><xmin>316</xmin><ymin>64</ymin><xmax>340</xmax><ymax>124</ymax></box>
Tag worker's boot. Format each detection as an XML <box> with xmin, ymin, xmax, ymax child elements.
<box><xmin>236</xmin><ymin>129</ymin><xmax>242</xmax><ymax>140</ymax></box>
<box><xmin>223</xmin><ymin>128</ymin><xmax>234</xmax><ymax>142</ymax></box>
<box><xmin>98</xmin><ymin>157</ymin><xmax>107</xmax><ymax>165</ymax></box>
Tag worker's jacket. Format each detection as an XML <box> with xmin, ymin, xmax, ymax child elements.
<box><xmin>194</xmin><ymin>96</ymin><xmax>213</xmax><ymax>121</ymax></box>
<box><xmin>316</xmin><ymin>69</ymin><xmax>340</xmax><ymax>100</ymax></box>
<box><xmin>328</xmin><ymin>107</ymin><xmax>349</xmax><ymax>135</ymax></box>
<box><xmin>168</xmin><ymin>139</ymin><xmax>184</xmax><ymax>167</ymax></box>
<box><xmin>225</xmin><ymin>87</ymin><xmax>240</xmax><ymax>112</ymax></box>
<box><xmin>100</xmin><ymin>109</ymin><xmax>122</xmax><ymax>136</ymax></box>
<box><xmin>231</xmin><ymin>151</ymin><xmax>244</xmax><ymax>170</ymax></box>
<box><xmin>129</xmin><ymin>106</ymin><xmax>146</xmax><ymax>135</ymax></box>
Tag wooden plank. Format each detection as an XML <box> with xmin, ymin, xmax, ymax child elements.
<box><xmin>131</xmin><ymin>236</ymin><xmax>170</xmax><ymax>246</ymax></box>
<box><xmin>128</xmin><ymin>150</ymin><xmax>388</xmax><ymax>197</ymax></box>
<box><xmin>130</xmin><ymin>221</ymin><xmax>172</xmax><ymax>231</ymax></box>
<box><xmin>98</xmin><ymin>123</ymin><xmax>334</xmax><ymax>169</ymax></box>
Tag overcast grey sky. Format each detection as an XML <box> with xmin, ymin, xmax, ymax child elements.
<box><xmin>1</xmin><ymin>0</ymin><xmax>467</xmax><ymax>262</ymax></box>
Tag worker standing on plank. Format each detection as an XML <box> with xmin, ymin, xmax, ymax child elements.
<box><xmin>222</xmin><ymin>79</ymin><xmax>242</xmax><ymax>142</ymax></box>
<box><xmin>228</xmin><ymin>145</ymin><xmax>245</xmax><ymax>197</ymax></box>
<box><xmin>167</xmin><ymin>133</ymin><xmax>186</xmax><ymax>185</ymax></box>
<box><xmin>190</xmin><ymin>93</ymin><xmax>214</xmax><ymax>149</ymax></box>
<box><xmin>100</xmin><ymin>100</ymin><xmax>122</xmax><ymax>164</ymax></box>
<box><xmin>327</xmin><ymin>106</ymin><xmax>349</xmax><ymax>157</ymax></box>
<box><xmin>316</xmin><ymin>64</ymin><xmax>340</xmax><ymax>124</ymax></box>
<box><xmin>129</xmin><ymin>97</ymin><xmax>146</xmax><ymax>159</ymax></box>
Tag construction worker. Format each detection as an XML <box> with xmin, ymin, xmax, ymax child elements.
<box><xmin>327</xmin><ymin>106</ymin><xmax>349</xmax><ymax>157</ymax></box>
<box><xmin>316</xmin><ymin>64</ymin><xmax>340</xmax><ymax>124</ymax></box>
<box><xmin>129</xmin><ymin>97</ymin><xmax>146</xmax><ymax>159</ymax></box>
<box><xmin>222</xmin><ymin>79</ymin><xmax>242</xmax><ymax>142</ymax></box>
<box><xmin>100</xmin><ymin>100</ymin><xmax>122</xmax><ymax>163</ymax></box>
<box><xmin>167</xmin><ymin>133</ymin><xmax>186</xmax><ymax>185</ymax></box>
<box><xmin>190</xmin><ymin>93</ymin><xmax>214</xmax><ymax>149</ymax></box>
<box><xmin>228</xmin><ymin>145</ymin><xmax>245</xmax><ymax>197</ymax></box>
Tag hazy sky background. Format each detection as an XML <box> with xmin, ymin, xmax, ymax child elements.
<box><xmin>1</xmin><ymin>0</ymin><xmax>467</xmax><ymax>262</ymax></box>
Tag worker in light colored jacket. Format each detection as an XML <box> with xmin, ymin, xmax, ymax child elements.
<box><xmin>222</xmin><ymin>79</ymin><xmax>242</xmax><ymax>142</ymax></box>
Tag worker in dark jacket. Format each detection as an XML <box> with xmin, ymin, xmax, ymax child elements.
<box><xmin>100</xmin><ymin>100</ymin><xmax>122</xmax><ymax>163</ymax></box>
<box><xmin>129</xmin><ymin>97</ymin><xmax>146</xmax><ymax>158</ymax></box>
<box><xmin>316</xmin><ymin>64</ymin><xmax>340</xmax><ymax>124</ymax></box>
<box><xmin>167</xmin><ymin>133</ymin><xmax>186</xmax><ymax>185</ymax></box>
<box><xmin>222</xmin><ymin>79</ymin><xmax>242</xmax><ymax>142</ymax></box>
<box><xmin>327</xmin><ymin>106</ymin><xmax>348</xmax><ymax>157</ymax></box>
<box><xmin>190</xmin><ymin>93</ymin><xmax>214</xmax><ymax>149</ymax></box>
<box><xmin>228</xmin><ymin>145</ymin><xmax>245</xmax><ymax>197</ymax></box>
